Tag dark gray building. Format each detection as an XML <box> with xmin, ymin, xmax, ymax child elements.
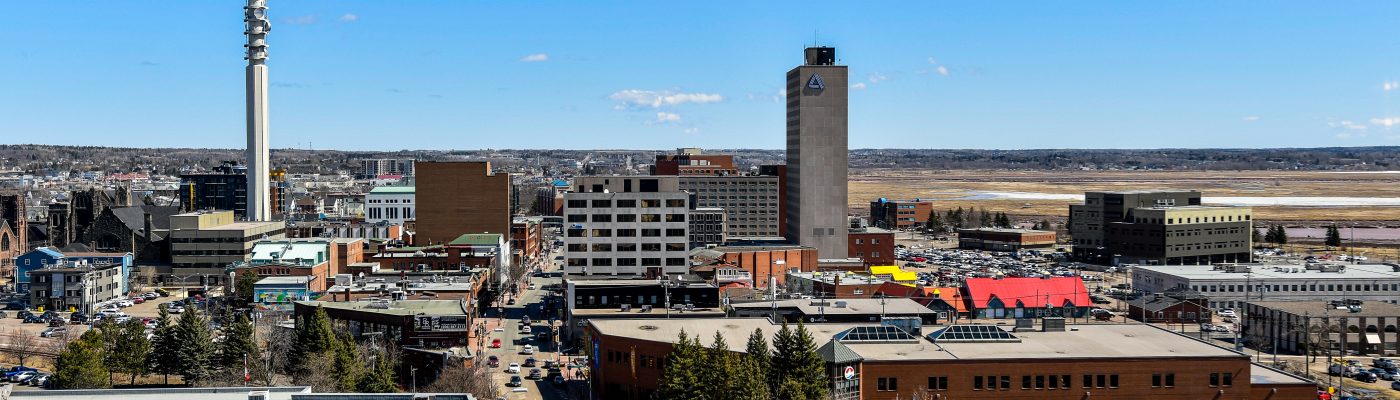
<box><xmin>1244</xmin><ymin>300</ymin><xmax>1400</xmax><ymax>356</ymax></box>
<box><xmin>1070</xmin><ymin>190</ymin><xmax>1251</xmax><ymax>265</ymax></box>
<box><xmin>786</xmin><ymin>46</ymin><xmax>849</xmax><ymax>259</ymax></box>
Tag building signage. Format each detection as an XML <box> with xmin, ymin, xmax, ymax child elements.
<box><xmin>807</xmin><ymin>73</ymin><xmax>825</xmax><ymax>90</ymax></box>
<box><xmin>843</xmin><ymin>366</ymin><xmax>856</xmax><ymax>380</ymax></box>
<box><xmin>414</xmin><ymin>315</ymin><xmax>468</xmax><ymax>332</ymax></box>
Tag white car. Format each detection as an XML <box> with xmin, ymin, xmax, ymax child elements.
<box><xmin>167</xmin><ymin>305</ymin><xmax>185</xmax><ymax>314</ymax></box>
<box><xmin>507</xmin><ymin>363</ymin><xmax>521</xmax><ymax>374</ymax></box>
<box><xmin>522</xmin><ymin>344</ymin><xmax>534</xmax><ymax>355</ymax></box>
<box><xmin>116</xmin><ymin>300</ymin><xmax>134</xmax><ymax>308</ymax></box>
<box><xmin>522</xmin><ymin>325</ymin><xmax>532</xmax><ymax>334</ymax></box>
<box><xmin>1217</xmin><ymin>309</ymin><xmax>1237</xmax><ymax>318</ymax></box>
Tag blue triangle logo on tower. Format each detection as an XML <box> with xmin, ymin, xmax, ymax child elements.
<box><xmin>807</xmin><ymin>73</ymin><xmax>825</xmax><ymax>90</ymax></box>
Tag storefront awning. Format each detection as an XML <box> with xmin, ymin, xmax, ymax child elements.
<box><xmin>1367</xmin><ymin>333</ymin><xmax>1382</xmax><ymax>344</ymax></box>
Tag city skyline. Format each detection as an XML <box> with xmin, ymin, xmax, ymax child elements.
<box><xmin>5</xmin><ymin>1</ymin><xmax>1400</xmax><ymax>151</ymax></box>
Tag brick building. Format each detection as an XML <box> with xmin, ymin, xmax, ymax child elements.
<box><xmin>957</xmin><ymin>228</ymin><xmax>1056</xmax><ymax>252</ymax></box>
<box><xmin>584</xmin><ymin>318</ymin><xmax>1313</xmax><ymax>400</ymax></box>
<box><xmin>1125</xmin><ymin>289</ymin><xmax>1209</xmax><ymax>324</ymax></box>
<box><xmin>649</xmin><ymin>148</ymin><xmax>738</xmax><ymax>176</ymax></box>
<box><xmin>848</xmin><ymin>227</ymin><xmax>894</xmax><ymax>265</ymax></box>
<box><xmin>869</xmin><ymin>199</ymin><xmax>932</xmax><ymax>230</ymax></box>
<box><xmin>785</xmin><ymin>271</ymin><xmax>890</xmax><ymax>299</ymax></box>
<box><xmin>689</xmin><ymin>245</ymin><xmax>819</xmax><ymax>289</ymax></box>
<box><xmin>511</xmin><ymin>216</ymin><xmax>544</xmax><ymax>266</ymax></box>
<box><xmin>415</xmin><ymin>162</ymin><xmax>512</xmax><ymax>246</ymax></box>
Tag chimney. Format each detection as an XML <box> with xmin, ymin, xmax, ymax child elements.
<box><xmin>143</xmin><ymin>212</ymin><xmax>153</xmax><ymax>238</ymax></box>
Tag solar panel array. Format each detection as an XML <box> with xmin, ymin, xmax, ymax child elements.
<box><xmin>834</xmin><ymin>325</ymin><xmax>918</xmax><ymax>343</ymax></box>
<box><xmin>927</xmin><ymin>325</ymin><xmax>1021</xmax><ymax>343</ymax></box>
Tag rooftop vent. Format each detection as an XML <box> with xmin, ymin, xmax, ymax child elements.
<box><xmin>1041</xmin><ymin>317</ymin><xmax>1066</xmax><ymax>332</ymax></box>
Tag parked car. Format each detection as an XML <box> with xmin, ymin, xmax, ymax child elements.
<box><xmin>1393</xmin><ymin>380</ymin><xmax>1400</xmax><ymax>390</ymax></box>
<box><xmin>131</xmin><ymin>297</ymin><xmax>145</xmax><ymax>304</ymax></box>
<box><xmin>10</xmin><ymin>371</ymin><xmax>35</xmax><ymax>383</ymax></box>
<box><xmin>30</xmin><ymin>374</ymin><xmax>49</xmax><ymax>387</ymax></box>
<box><xmin>40</xmin><ymin>327</ymin><xmax>67</xmax><ymax>338</ymax></box>
<box><xmin>22</xmin><ymin>314</ymin><xmax>43</xmax><ymax>324</ymax></box>
<box><xmin>507</xmin><ymin>363</ymin><xmax>521</xmax><ymax>374</ymax></box>
<box><xmin>522</xmin><ymin>325</ymin><xmax>532</xmax><ymax>334</ymax></box>
<box><xmin>1217</xmin><ymin>309</ymin><xmax>1237</xmax><ymax>318</ymax></box>
<box><xmin>1200</xmin><ymin>323</ymin><xmax>1216</xmax><ymax>332</ymax></box>
<box><xmin>69</xmin><ymin>313</ymin><xmax>89</xmax><ymax>324</ymax></box>
<box><xmin>154</xmin><ymin>288</ymin><xmax>170</xmax><ymax>297</ymax></box>
<box><xmin>1355</xmin><ymin>371</ymin><xmax>1379</xmax><ymax>383</ymax></box>
<box><xmin>1368</xmin><ymin>368</ymin><xmax>1395</xmax><ymax>380</ymax></box>
<box><xmin>2</xmin><ymin>366</ymin><xmax>37</xmax><ymax>379</ymax></box>
<box><xmin>116</xmin><ymin>300</ymin><xmax>134</xmax><ymax>308</ymax></box>
<box><xmin>47</xmin><ymin>316</ymin><xmax>68</xmax><ymax>326</ymax></box>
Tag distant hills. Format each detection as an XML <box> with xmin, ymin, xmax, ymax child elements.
<box><xmin>2</xmin><ymin>144</ymin><xmax>1397</xmax><ymax>174</ymax></box>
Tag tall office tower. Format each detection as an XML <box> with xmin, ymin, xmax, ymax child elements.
<box><xmin>785</xmin><ymin>46</ymin><xmax>849</xmax><ymax>258</ymax></box>
<box><xmin>244</xmin><ymin>0</ymin><xmax>272</xmax><ymax>221</ymax></box>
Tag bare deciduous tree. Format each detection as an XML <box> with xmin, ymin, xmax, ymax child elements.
<box><xmin>9</xmin><ymin>329</ymin><xmax>38</xmax><ymax>367</ymax></box>
<box><xmin>423</xmin><ymin>360</ymin><xmax>499</xmax><ymax>399</ymax></box>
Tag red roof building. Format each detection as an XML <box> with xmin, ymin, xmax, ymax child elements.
<box><xmin>962</xmin><ymin>277</ymin><xmax>1091</xmax><ymax>319</ymax></box>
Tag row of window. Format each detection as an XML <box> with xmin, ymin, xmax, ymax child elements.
<box><xmin>877</xmin><ymin>374</ymin><xmax>1123</xmax><ymax>392</ymax></box>
<box><xmin>367</xmin><ymin>206</ymin><xmax>412</xmax><ymax>220</ymax></box>
<box><xmin>567</xmin><ymin>243</ymin><xmax>688</xmax><ymax>252</ymax></box>
<box><xmin>578</xmin><ymin>294</ymin><xmax>701</xmax><ymax>306</ymax></box>
<box><xmin>566</xmin><ymin>199</ymin><xmax>686</xmax><ymax>209</ymax></box>
<box><xmin>566</xmin><ymin>258</ymin><xmax>687</xmax><ymax>267</ymax></box>
<box><xmin>1199</xmin><ymin>283</ymin><xmax>1400</xmax><ymax>294</ymax></box>
<box><xmin>567</xmin><ymin>228</ymin><xmax>687</xmax><ymax>238</ymax></box>
<box><xmin>366</xmin><ymin>198</ymin><xmax>411</xmax><ymax>204</ymax></box>
<box><xmin>566</xmin><ymin>214</ymin><xmax>686</xmax><ymax>223</ymax></box>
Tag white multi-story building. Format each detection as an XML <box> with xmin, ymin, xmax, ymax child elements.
<box><xmin>563</xmin><ymin>176</ymin><xmax>689</xmax><ymax>276</ymax></box>
<box><xmin>365</xmin><ymin>186</ymin><xmax>415</xmax><ymax>225</ymax></box>
<box><xmin>1134</xmin><ymin>262</ymin><xmax>1400</xmax><ymax>311</ymax></box>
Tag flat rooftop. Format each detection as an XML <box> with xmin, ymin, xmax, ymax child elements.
<box><xmin>958</xmin><ymin>227</ymin><xmax>1052</xmax><ymax>234</ymax></box>
<box><xmin>731</xmin><ymin>298</ymin><xmax>936</xmax><ymax>316</ymax></box>
<box><xmin>588</xmin><ymin>318</ymin><xmax>866</xmax><ymax>353</ymax></box>
<box><xmin>572</xmin><ymin>307</ymin><xmax>726</xmax><ymax>317</ymax></box>
<box><xmin>1250</xmin><ymin>363</ymin><xmax>1313</xmax><ymax>386</ymax></box>
<box><xmin>296</xmin><ymin>300</ymin><xmax>467</xmax><ymax>316</ymax></box>
<box><xmin>788</xmin><ymin>272</ymin><xmax>890</xmax><ymax>286</ymax></box>
<box><xmin>11</xmin><ymin>387</ymin><xmax>312</xmax><ymax>400</ymax></box>
<box><xmin>845</xmin><ymin>323</ymin><xmax>1244</xmax><ymax>361</ymax></box>
<box><xmin>1247</xmin><ymin>300</ymin><xmax>1400</xmax><ymax>317</ymax></box>
<box><xmin>1137</xmin><ymin>263</ymin><xmax>1400</xmax><ymax>280</ymax></box>
<box><xmin>255</xmin><ymin>276</ymin><xmax>314</xmax><ymax>285</ymax></box>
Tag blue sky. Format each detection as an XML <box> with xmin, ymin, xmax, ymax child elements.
<box><xmin>5</xmin><ymin>1</ymin><xmax>1400</xmax><ymax>151</ymax></box>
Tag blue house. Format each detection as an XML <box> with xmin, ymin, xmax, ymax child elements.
<box><xmin>15</xmin><ymin>247</ymin><xmax>133</xmax><ymax>295</ymax></box>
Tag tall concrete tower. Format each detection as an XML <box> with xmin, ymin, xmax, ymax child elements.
<box><xmin>785</xmin><ymin>47</ymin><xmax>849</xmax><ymax>259</ymax></box>
<box><xmin>243</xmin><ymin>0</ymin><xmax>272</xmax><ymax>221</ymax></box>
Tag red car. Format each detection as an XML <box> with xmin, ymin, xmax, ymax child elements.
<box><xmin>131</xmin><ymin>297</ymin><xmax>145</xmax><ymax>304</ymax></box>
<box><xmin>492</xmin><ymin>338</ymin><xmax>502</xmax><ymax>348</ymax></box>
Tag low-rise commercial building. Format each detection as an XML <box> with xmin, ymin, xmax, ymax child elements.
<box><xmin>364</xmin><ymin>186</ymin><xmax>415</xmax><ymax>225</ymax></box>
<box><xmin>584</xmin><ymin>318</ymin><xmax>1312</xmax><ymax>400</ymax></box>
<box><xmin>957</xmin><ymin>228</ymin><xmax>1056</xmax><ymax>252</ymax></box>
<box><xmin>962</xmin><ymin>277</ymin><xmax>1092</xmax><ymax>319</ymax></box>
<box><xmin>1069</xmin><ymin>191</ymin><xmax>1252</xmax><ymax>265</ymax></box>
<box><xmin>848</xmin><ymin>227</ymin><xmax>894</xmax><ymax>265</ymax></box>
<box><xmin>1125</xmin><ymin>289</ymin><xmax>1209</xmax><ymax>324</ymax></box>
<box><xmin>14</xmin><ymin>247</ymin><xmax>132</xmax><ymax>294</ymax></box>
<box><xmin>252</xmin><ymin>276</ymin><xmax>315</xmax><ymax>311</ymax></box>
<box><xmin>1243</xmin><ymin>300</ymin><xmax>1400</xmax><ymax>356</ymax></box>
<box><xmin>686</xmin><ymin>207</ymin><xmax>727</xmax><ymax>249</ymax></box>
<box><xmin>786</xmin><ymin>271</ymin><xmax>891</xmax><ymax>299</ymax></box>
<box><xmin>563</xmin><ymin>277</ymin><xmax>723</xmax><ymax>345</ymax></box>
<box><xmin>729</xmin><ymin>298</ymin><xmax>939</xmax><ymax>324</ymax></box>
<box><xmin>168</xmin><ymin>210</ymin><xmax>285</xmax><ymax>284</ymax></box>
<box><xmin>687</xmin><ymin>244</ymin><xmax>818</xmax><ymax>289</ymax></box>
<box><xmin>868</xmin><ymin>199</ymin><xmax>932</xmax><ymax>230</ymax></box>
<box><xmin>1132</xmin><ymin>263</ymin><xmax>1400</xmax><ymax>311</ymax></box>
<box><xmin>511</xmin><ymin>216</ymin><xmax>544</xmax><ymax>266</ymax></box>
<box><xmin>294</xmin><ymin>299</ymin><xmax>472</xmax><ymax>348</ymax></box>
<box><xmin>28</xmin><ymin>260</ymin><xmax>125</xmax><ymax>314</ymax></box>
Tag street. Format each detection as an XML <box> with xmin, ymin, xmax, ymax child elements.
<box><xmin>481</xmin><ymin>244</ymin><xmax>579</xmax><ymax>400</ymax></box>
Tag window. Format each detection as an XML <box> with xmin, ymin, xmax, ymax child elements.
<box><xmin>1083</xmin><ymin>375</ymin><xmax>1092</xmax><ymax>388</ymax></box>
<box><xmin>1209</xmin><ymin>373</ymin><xmax>1218</xmax><ymax>387</ymax></box>
<box><xmin>591</xmin><ymin>199</ymin><xmax>611</xmax><ymax>208</ymax></box>
<box><xmin>616</xmin><ymin>214</ymin><xmax>637</xmax><ymax>222</ymax></box>
<box><xmin>1001</xmin><ymin>376</ymin><xmax>1011</xmax><ymax>390</ymax></box>
<box><xmin>1048</xmin><ymin>375</ymin><xmax>1058</xmax><ymax>389</ymax></box>
<box><xmin>590</xmin><ymin>244</ymin><xmax>612</xmax><ymax>252</ymax></box>
<box><xmin>927</xmin><ymin>376</ymin><xmax>948</xmax><ymax>391</ymax></box>
<box><xmin>1096</xmin><ymin>375</ymin><xmax>1106</xmax><ymax>388</ymax></box>
<box><xmin>1222</xmin><ymin>372</ymin><xmax>1232</xmax><ymax>387</ymax></box>
<box><xmin>666</xmin><ymin>258</ymin><xmax>686</xmax><ymax>266</ymax></box>
<box><xmin>1164</xmin><ymin>373</ymin><xmax>1174</xmax><ymax>387</ymax></box>
<box><xmin>642</xmin><ymin>229</ymin><xmax>662</xmax><ymax>237</ymax></box>
<box><xmin>591</xmin><ymin>214</ymin><xmax>612</xmax><ymax>223</ymax></box>
<box><xmin>974</xmin><ymin>376</ymin><xmax>984</xmax><ymax>390</ymax></box>
<box><xmin>666</xmin><ymin>243</ymin><xmax>687</xmax><ymax>251</ymax></box>
<box><xmin>1022</xmin><ymin>376</ymin><xmax>1031</xmax><ymax>390</ymax></box>
<box><xmin>641</xmin><ymin>214</ymin><xmax>662</xmax><ymax>222</ymax></box>
<box><xmin>567</xmin><ymin>200</ymin><xmax>587</xmax><ymax>208</ymax></box>
<box><xmin>666</xmin><ymin>229</ymin><xmax>686</xmax><ymax>237</ymax></box>
<box><xmin>616</xmin><ymin>243</ymin><xmax>637</xmax><ymax>252</ymax></box>
<box><xmin>877</xmin><ymin>377</ymin><xmax>897</xmax><ymax>391</ymax></box>
<box><xmin>642</xmin><ymin>243</ymin><xmax>661</xmax><ymax>252</ymax></box>
<box><xmin>666</xmin><ymin>199</ymin><xmax>685</xmax><ymax>208</ymax></box>
<box><xmin>1109</xmin><ymin>374</ymin><xmax>1118</xmax><ymax>388</ymax></box>
<box><xmin>567</xmin><ymin>229</ymin><xmax>585</xmax><ymax>237</ymax></box>
<box><xmin>1061</xmin><ymin>375</ymin><xmax>1070</xmax><ymax>389</ymax></box>
<box><xmin>567</xmin><ymin>214</ymin><xmax>587</xmax><ymax>223</ymax></box>
<box><xmin>616</xmin><ymin>199</ymin><xmax>637</xmax><ymax>208</ymax></box>
<box><xmin>590</xmin><ymin>229</ymin><xmax>612</xmax><ymax>237</ymax></box>
<box><xmin>1035</xmin><ymin>375</ymin><xmax>1044</xmax><ymax>389</ymax></box>
<box><xmin>1152</xmin><ymin>374</ymin><xmax>1161</xmax><ymax>388</ymax></box>
<box><xmin>616</xmin><ymin>229</ymin><xmax>637</xmax><ymax>237</ymax></box>
<box><xmin>590</xmin><ymin>258</ymin><xmax>612</xmax><ymax>266</ymax></box>
<box><xmin>567</xmin><ymin>244</ymin><xmax>587</xmax><ymax>252</ymax></box>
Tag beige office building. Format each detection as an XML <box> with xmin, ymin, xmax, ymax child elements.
<box><xmin>167</xmin><ymin>210</ymin><xmax>284</xmax><ymax>285</ymax></box>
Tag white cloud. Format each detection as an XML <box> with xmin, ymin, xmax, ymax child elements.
<box><xmin>653</xmin><ymin>112</ymin><xmax>681</xmax><ymax>124</ymax></box>
<box><xmin>1329</xmin><ymin>120</ymin><xmax>1369</xmax><ymax>132</ymax></box>
<box><xmin>868</xmin><ymin>73</ymin><xmax>888</xmax><ymax>84</ymax></box>
<box><xmin>684</xmin><ymin>128</ymin><xmax>700</xmax><ymax>134</ymax></box>
<box><xmin>935</xmin><ymin>66</ymin><xmax>949</xmax><ymax>76</ymax></box>
<box><xmin>850</xmin><ymin>83</ymin><xmax>867</xmax><ymax>90</ymax></box>
<box><xmin>927</xmin><ymin>57</ymin><xmax>938</xmax><ymax>65</ymax></box>
<box><xmin>609</xmin><ymin>89</ymin><xmax>723</xmax><ymax>109</ymax></box>
<box><xmin>520</xmin><ymin>53</ymin><xmax>549</xmax><ymax>62</ymax></box>
<box><xmin>1242</xmin><ymin>116</ymin><xmax>1260</xmax><ymax>122</ymax></box>
<box><xmin>775</xmin><ymin>88</ymin><xmax>785</xmax><ymax>103</ymax></box>
<box><xmin>1385</xmin><ymin>81</ymin><xmax>1399</xmax><ymax>92</ymax></box>
<box><xmin>1373</xmin><ymin>117</ymin><xmax>1400</xmax><ymax>128</ymax></box>
<box><xmin>339</xmin><ymin>13</ymin><xmax>358</xmax><ymax>22</ymax></box>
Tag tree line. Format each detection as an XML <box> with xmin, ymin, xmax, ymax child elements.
<box><xmin>924</xmin><ymin>207</ymin><xmax>1052</xmax><ymax>234</ymax></box>
<box><xmin>655</xmin><ymin>323</ymin><xmax>828</xmax><ymax>400</ymax></box>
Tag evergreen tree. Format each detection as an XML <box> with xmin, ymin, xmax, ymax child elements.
<box><xmin>730</xmin><ymin>353</ymin><xmax>771</xmax><ymax>400</ymax></box>
<box><xmin>54</xmin><ymin>330</ymin><xmax>111</xmax><ymax>389</ymax></box>
<box><xmin>332</xmin><ymin>331</ymin><xmax>365</xmax><ymax>391</ymax></box>
<box><xmin>995</xmin><ymin>212</ymin><xmax>1011</xmax><ymax>228</ymax></box>
<box><xmin>356</xmin><ymin>347</ymin><xmax>398</xmax><ymax>393</ymax></box>
<box><xmin>1251</xmin><ymin>227</ymin><xmax>1263</xmax><ymax>244</ymax></box>
<box><xmin>1325</xmin><ymin>225</ymin><xmax>1342</xmax><ymax>247</ymax></box>
<box><xmin>147</xmin><ymin>308</ymin><xmax>179</xmax><ymax>384</ymax></box>
<box><xmin>776</xmin><ymin>378</ymin><xmax>808</xmax><ymax>400</ymax></box>
<box><xmin>701</xmin><ymin>331</ymin><xmax>736</xmax><ymax>400</ymax></box>
<box><xmin>785</xmin><ymin>323</ymin><xmax>829</xmax><ymax>400</ymax></box>
<box><xmin>173</xmin><ymin>308</ymin><xmax>215</xmax><ymax>385</ymax></box>
<box><xmin>925</xmin><ymin>212</ymin><xmax>945</xmax><ymax>234</ymax></box>
<box><xmin>978</xmin><ymin>208</ymin><xmax>992</xmax><ymax>228</ymax></box>
<box><xmin>233</xmin><ymin>270</ymin><xmax>260</xmax><ymax>306</ymax></box>
<box><xmin>1040</xmin><ymin>220</ymin><xmax>1053</xmax><ymax>231</ymax></box>
<box><xmin>99</xmin><ymin>319</ymin><xmax>151</xmax><ymax>385</ymax></box>
<box><xmin>292</xmin><ymin>307</ymin><xmax>336</xmax><ymax>367</ymax></box>
<box><xmin>1276</xmin><ymin>226</ymin><xmax>1289</xmax><ymax>245</ymax></box>
<box><xmin>744</xmin><ymin>328</ymin><xmax>771</xmax><ymax>381</ymax></box>
<box><xmin>655</xmin><ymin>330</ymin><xmax>705</xmax><ymax>400</ymax></box>
<box><xmin>1264</xmin><ymin>226</ymin><xmax>1279</xmax><ymax>244</ymax></box>
<box><xmin>769</xmin><ymin>323</ymin><xmax>797</xmax><ymax>394</ymax></box>
<box><xmin>217</xmin><ymin>313</ymin><xmax>261</xmax><ymax>381</ymax></box>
